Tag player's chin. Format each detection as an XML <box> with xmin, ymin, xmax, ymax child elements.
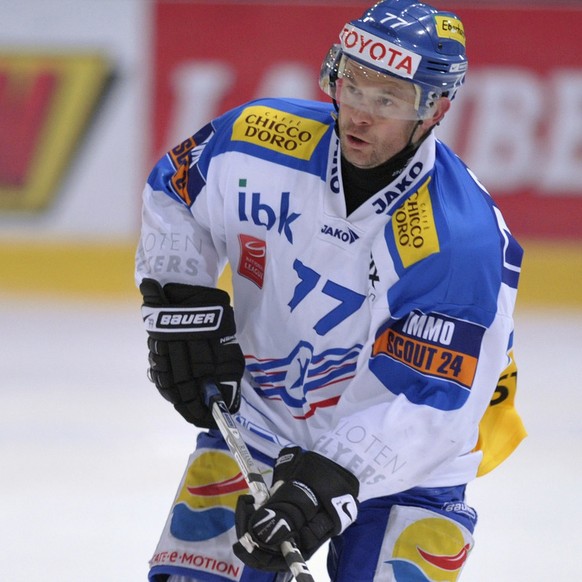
<box><xmin>342</xmin><ymin>147</ymin><xmax>376</xmax><ymax>169</ymax></box>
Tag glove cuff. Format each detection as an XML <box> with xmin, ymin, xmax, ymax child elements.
<box><xmin>140</xmin><ymin>277</ymin><xmax>232</xmax><ymax>306</ymax></box>
<box><xmin>274</xmin><ymin>447</ymin><xmax>360</xmax><ymax>535</ymax></box>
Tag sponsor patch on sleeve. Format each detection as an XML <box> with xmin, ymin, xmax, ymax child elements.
<box><xmin>231</xmin><ymin>105</ymin><xmax>328</xmax><ymax>161</ymax></box>
<box><xmin>372</xmin><ymin>310</ymin><xmax>486</xmax><ymax>393</ymax></box>
<box><xmin>168</xmin><ymin>136</ymin><xmax>196</xmax><ymax>206</ymax></box>
<box><xmin>165</xmin><ymin>123</ymin><xmax>214</xmax><ymax>207</ymax></box>
<box><xmin>391</xmin><ymin>177</ymin><xmax>440</xmax><ymax>268</ymax></box>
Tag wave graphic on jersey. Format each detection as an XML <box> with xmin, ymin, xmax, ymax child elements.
<box><xmin>388</xmin><ymin>517</ymin><xmax>471</xmax><ymax>581</ymax></box>
<box><xmin>170</xmin><ymin>451</ymin><xmax>248</xmax><ymax>542</ymax></box>
<box><xmin>246</xmin><ymin>341</ymin><xmax>362</xmax><ymax>419</ymax></box>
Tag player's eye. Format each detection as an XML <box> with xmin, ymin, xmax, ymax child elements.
<box><xmin>345</xmin><ymin>83</ymin><xmax>362</xmax><ymax>97</ymax></box>
<box><xmin>377</xmin><ymin>95</ymin><xmax>396</xmax><ymax>108</ymax></box>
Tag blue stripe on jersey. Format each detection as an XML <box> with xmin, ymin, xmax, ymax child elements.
<box><xmin>500</xmin><ymin>227</ymin><xmax>523</xmax><ymax>289</ymax></box>
<box><xmin>486</xmin><ymin>199</ymin><xmax>524</xmax><ymax>291</ymax></box>
<box><xmin>468</xmin><ymin>168</ymin><xmax>523</xmax><ymax>290</ymax></box>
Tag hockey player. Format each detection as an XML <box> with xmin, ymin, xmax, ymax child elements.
<box><xmin>136</xmin><ymin>1</ymin><xmax>526</xmax><ymax>580</ymax></box>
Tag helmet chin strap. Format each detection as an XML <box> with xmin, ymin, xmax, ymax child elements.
<box><xmin>388</xmin><ymin>118</ymin><xmax>427</xmax><ymax>165</ymax></box>
<box><xmin>406</xmin><ymin>118</ymin><xmax>426</xmax><ymax>149</ymax></box>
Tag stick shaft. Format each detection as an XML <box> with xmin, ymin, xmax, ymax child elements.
<box><xmin>202</xmin><ymin>381</ymin><xmax>315</xmax><ymax>582</ymax></box>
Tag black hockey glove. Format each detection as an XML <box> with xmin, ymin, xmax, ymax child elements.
<box><xmin>233</xmin><ymin>447</ymin><xmax>359</xmax><ymax>571</ymax></box>
<box><xmin>140</xmin><ymin>278</ymin><xmax>245</xmax><ymax>428</ymax></box>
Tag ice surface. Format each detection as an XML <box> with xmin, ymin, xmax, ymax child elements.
<box><xmin>2</xmin><ymin>298</ymin><xmax>580</xmax><ymax>581</ymax></box>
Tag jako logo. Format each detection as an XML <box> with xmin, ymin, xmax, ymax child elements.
<box><xmin>321</xmin><ymin>224</ymin><xmax>360</xmax><ymax>244</ymax></box>
<box><xmin>372</xmin><ymin>161</ymin><xmax>424</xmax><ymax>215</ymax></box>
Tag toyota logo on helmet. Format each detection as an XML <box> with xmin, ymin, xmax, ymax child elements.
<box><xmin>319</xmin><ymin>0</ymin><xmax>468</xmax><ymax>119</ymax></box>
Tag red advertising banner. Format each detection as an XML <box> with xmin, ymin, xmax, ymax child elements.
<box><xmin>153</xmin><ymin>2</ymin><xmax>582</xmax><ymax>239</ymax></box>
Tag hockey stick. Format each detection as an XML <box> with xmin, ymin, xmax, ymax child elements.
<box><xmin>202</xmin><ymin>380</ymin><xmax>316</xmax><ymax>582</ymax></box>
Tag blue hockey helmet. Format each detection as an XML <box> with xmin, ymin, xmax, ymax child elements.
<box><xmin>320</xmin><ymin>0</ymin><xmax>468</xmax><ymax>119</ymax></box>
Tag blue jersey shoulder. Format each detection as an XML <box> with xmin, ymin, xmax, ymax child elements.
<box><xmin>386</xmin><ymin>140</ymin><xmax>521</xmax><ymax>325</ymax></box>
<box><xmin>147</xmin><ymin>98</ymin><xmax>336</xmax><ymax>207</ymax></box>
<box><xmin>209</xmin><ymin>97</ymin><xmax>336</xmax><ymax>176</ymax></box>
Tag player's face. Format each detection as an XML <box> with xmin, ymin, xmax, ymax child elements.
<box><xmin>336</xmin><ymin>63</ymin><xmax>423</xmax><ymax>169</ymax></box>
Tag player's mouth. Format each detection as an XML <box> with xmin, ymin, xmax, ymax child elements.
<box><xmin>346</xmin><ymin>133</ymin><xmax>370</xmax><ymax>148</ymax></box>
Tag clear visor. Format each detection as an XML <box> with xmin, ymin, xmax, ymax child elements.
<box><xmin>330</xmin><ymin>53</ymin><xmax>438</xmax><ymax>121</ymax></box>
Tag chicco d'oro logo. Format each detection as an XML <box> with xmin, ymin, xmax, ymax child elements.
<box><xmin>231</xmin><ymin>105</ymin><xmax>328</xmax><ymax>160</ymax></box>
<box><xmin>392</xmin><ymin>176</ymin><xmax>440</xmax><ymax>267</ymax></box>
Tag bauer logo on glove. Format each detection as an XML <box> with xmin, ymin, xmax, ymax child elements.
<box><xmin>142</xmin><ymin>305</ymin><xmax>224</xmax><ymax>333</ymax></box>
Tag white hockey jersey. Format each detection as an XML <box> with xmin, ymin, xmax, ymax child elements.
<box><xmin>136</xmin><ymin>97</ymin><xmax>525</xmax><ymax>502</ymax></box>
